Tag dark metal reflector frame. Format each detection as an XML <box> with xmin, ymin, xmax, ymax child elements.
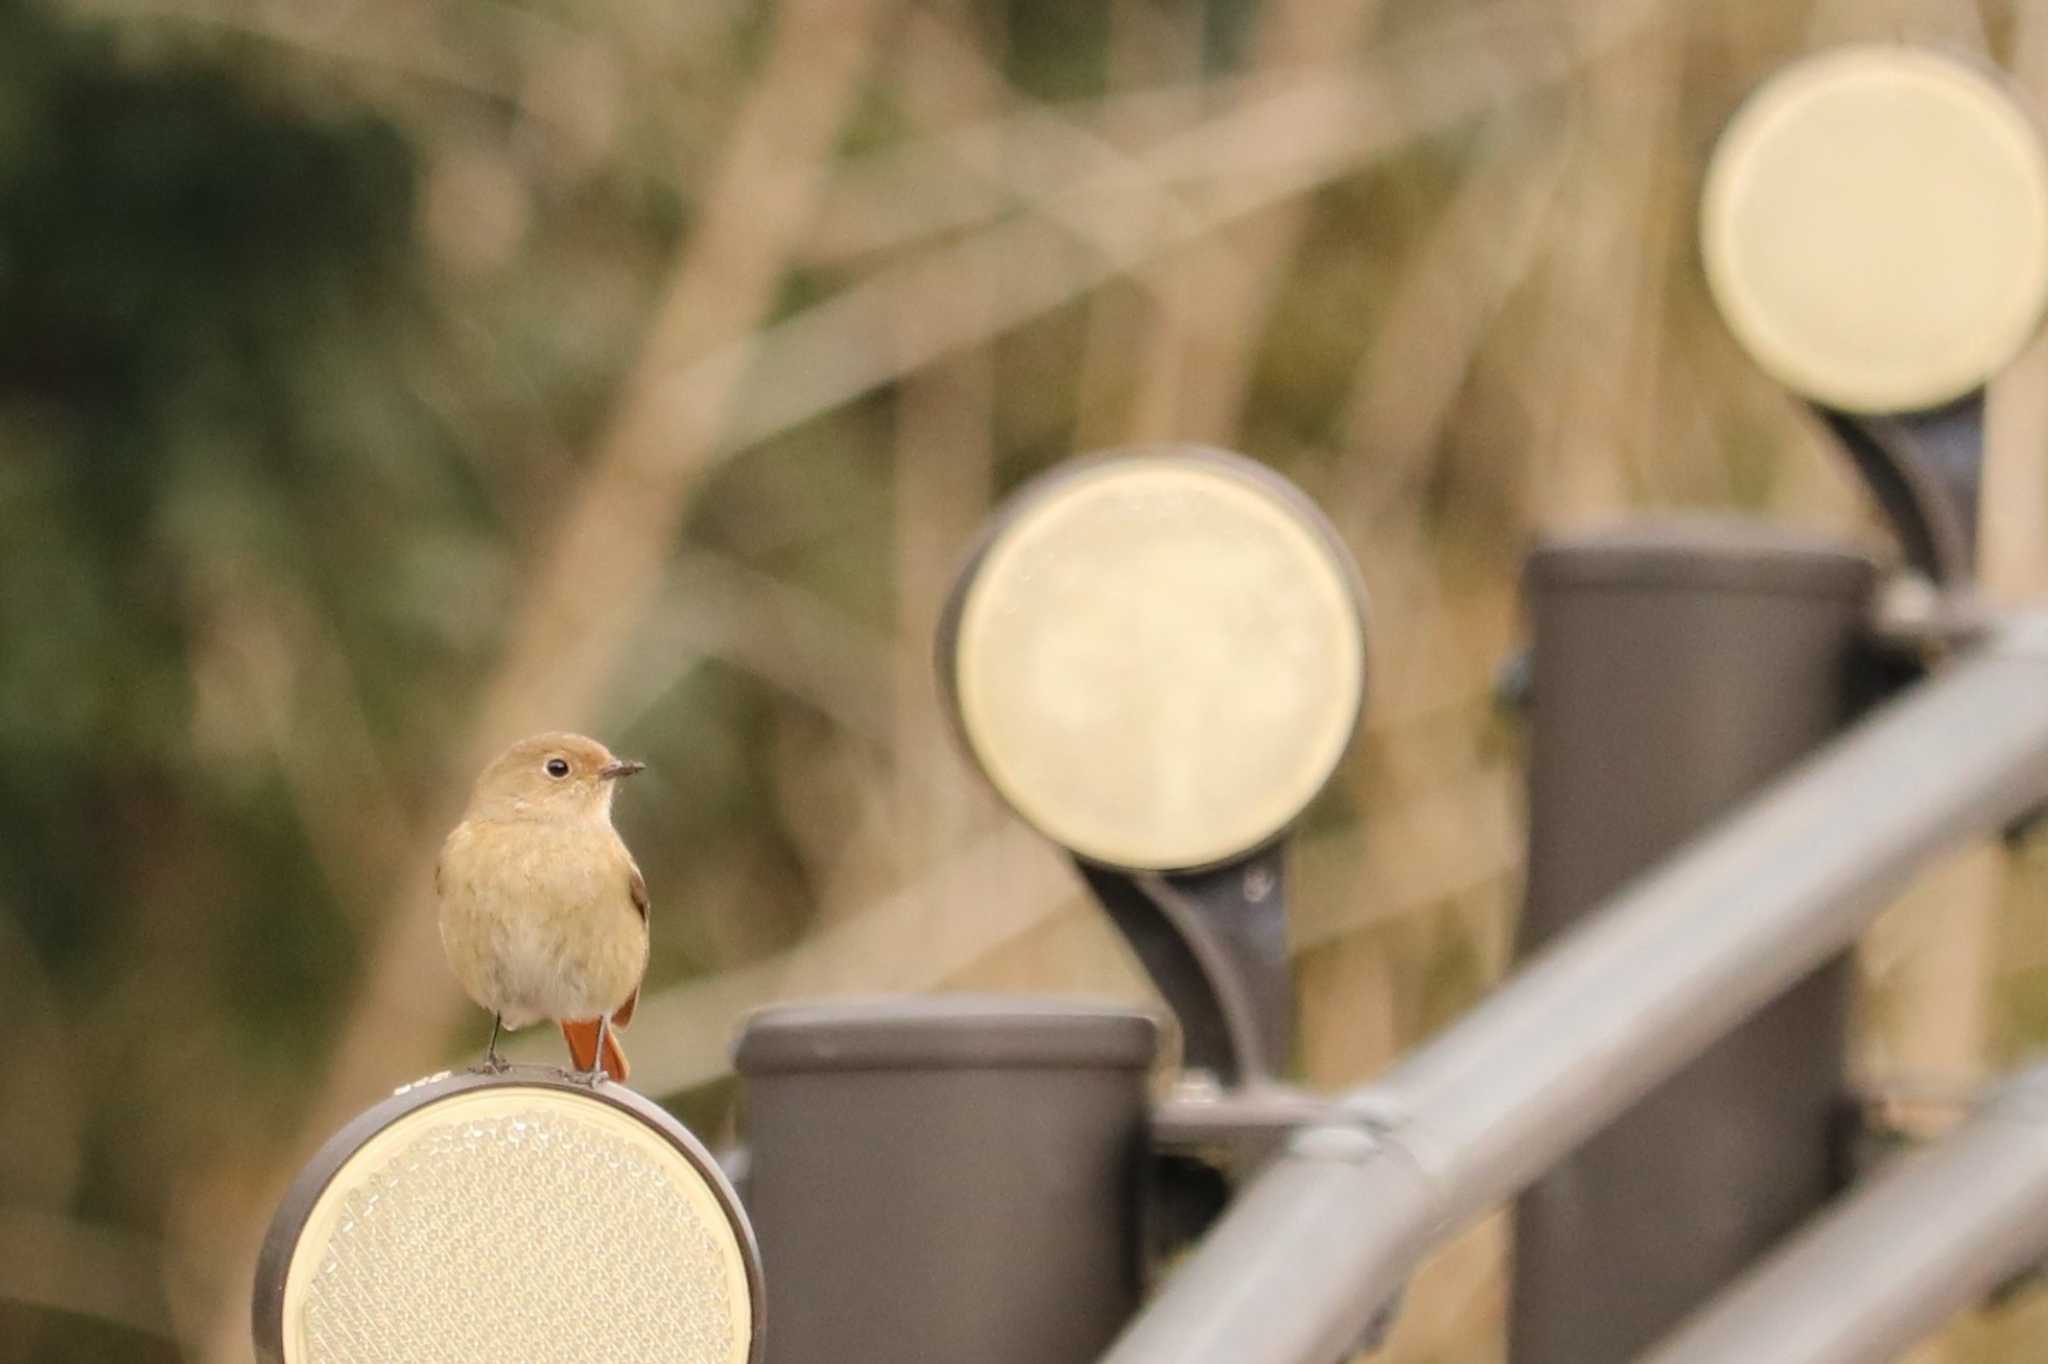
<box><xmin>254</xmin><ymin>1067</ymin><xmax>761</xmax><ymax>1364</ymax></box>
<box><xmin>936</xmin><ymin>444</ymin><xmax>1368</xmax><ymax>874</ymax></box>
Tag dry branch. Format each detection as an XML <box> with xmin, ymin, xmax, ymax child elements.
<box><xmin>187</xmin><ymin>3</ymin><xmax>899</xmax><ymax>1357</ymax></box>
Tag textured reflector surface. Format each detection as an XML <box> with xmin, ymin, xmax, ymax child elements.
<box><xmin>954</xmin><ymin>454</ymin><xmax>1364</xmax><ymax>870</ymax></box>
<box><xmin>280</xmin><ymin>1089</ymin><xmax>752</xmax><ymax>1364</ymax></box>
<box><xmin>1702</xmin><ymin>45</ymin><xmax>2048</xmax><ymax>413</ymax></box>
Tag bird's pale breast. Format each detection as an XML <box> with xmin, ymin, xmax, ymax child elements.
<box><xmin>437</xmin><ymin>816</ymin><xmax>648</xmax><ymax>1029</ymax></box>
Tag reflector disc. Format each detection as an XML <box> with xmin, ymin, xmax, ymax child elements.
<box><xmin>941</xmin><ymin>447</ymin><xmax>1366</xmax><ymax>871</ymax></box>
<box><xmin>255</xmin><ymin>1069</ymin><xmax>759</xmax><ymax>1364</ymax></box>
<box><xmin>1702</xmin><ymin>45</ymin><xmax>2048</xmax><ymax>414</ymax></box>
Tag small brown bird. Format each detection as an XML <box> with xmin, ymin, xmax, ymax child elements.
<box><xmin>436</xmin><ymin>732</ymin><xmax>650</xmax><ymax>1084</ymax></box>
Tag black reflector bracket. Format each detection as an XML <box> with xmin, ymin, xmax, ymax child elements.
<box><xmin>938</xmin><ymin>445</ymin><xmax>1368</xmax><ymax>1086</ymax></box>
<box><xmin>1703</xmin><ymin>44</ymin><xmax>2048</xmax><ymax>590</ymax></box>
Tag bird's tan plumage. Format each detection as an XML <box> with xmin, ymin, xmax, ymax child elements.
<box><xmin>436</xmin><ymin>732</ymin><xmax>650</xmax><ymax>1081</ymax></box>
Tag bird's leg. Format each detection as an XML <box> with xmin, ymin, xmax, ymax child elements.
<box><xmin>579</xmin><ymin>1013</ymin><xmax>612</xmax><ymax>1087</ymax></box>
<box><xmin>474</xmin><ymin>1014</ymin><xmax>509</xmax><ymax>1075</ymax></box>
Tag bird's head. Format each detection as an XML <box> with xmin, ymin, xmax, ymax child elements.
<box><xmin>465</xmin><ymin>732</ymin><xmax>645</xmax><ymax>822</ymax></box>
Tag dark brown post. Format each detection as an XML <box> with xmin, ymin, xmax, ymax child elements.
<box><xmin>735</xmin><ymin>996</ymin><xmax>1157</xmax><ymax>1364</ymax></box>
<box><xmin>1510</xmin><ymin>519</ymin><xmax>1876</xmax><ymax>1362</ymax></box>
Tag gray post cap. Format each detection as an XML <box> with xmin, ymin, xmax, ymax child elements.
<box><xmin>734</xmin><ymin>995</ymin><xmax>1160</xmax><ymax>1074</ymax></box>
<box><xmin>1526</xmin><ymin>518</ymin><xmax>1877</xmax><ymax>598</ymax></box>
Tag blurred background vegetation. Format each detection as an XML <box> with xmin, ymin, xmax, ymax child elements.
<box><xmin>7</xmin><ymin>0</ymin><xmax>2048</xmax><ymax>1359</ymax></box>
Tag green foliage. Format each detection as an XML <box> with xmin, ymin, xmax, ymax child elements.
<box><xmin>0</xmin><ymin>0</ymin><xmax>422</xmax><ymax>993</ymax></box>
<box><xmin>0</xmin><ymin>9</ymin><xmax>434</xmax><ymax>1348</ymax></box>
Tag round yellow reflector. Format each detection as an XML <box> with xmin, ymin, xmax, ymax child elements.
<box><xmin>255</xmin><ymin>1070</ymin><xmax>759</xmax><ymax>1364</ymax></box>
<box><xmin>943</xmin><ymin>448</ymin><xmax>1366</xmax><ymax>871</ymax></box>
<box><xmin>1702</xmin><ymin>45</ymin><xmax>2048</xmax><ymax>413</ymax></box>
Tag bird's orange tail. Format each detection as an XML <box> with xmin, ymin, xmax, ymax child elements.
<box><xmin>560</xmin><ymin>1018</ymin><xmax>630</xmax><ymax>1083</ymax></box>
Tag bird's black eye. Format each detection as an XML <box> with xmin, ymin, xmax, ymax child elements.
<box><xmin>545</xmin><ymin>757</ymin><xmax>571</xmax><ymax>779</ymax></box>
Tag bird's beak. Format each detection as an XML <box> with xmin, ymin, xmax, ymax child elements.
<box><xmin>597</xmin><ymin>759</ymin><xmax>646</xmax><ymax>780</ymax></box>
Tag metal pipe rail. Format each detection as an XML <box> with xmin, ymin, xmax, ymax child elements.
<box><xmin>1101</xmin><ymin>618</ymin><xmax>2048</xmax><ymax>1364</ymax></box>
<box><xmin>1643</xmin><ymin>1062</ymin><xmax>2048</xmax><ymax>1364</ymax></box>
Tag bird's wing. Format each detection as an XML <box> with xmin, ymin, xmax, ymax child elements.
<box><xmin>628</xmin><ymin>859</ymin><xmax>649</xmax><ymax>922</ymax></box>
<box><xmin>611</xmin><ymin>855</ymin><xmax>649</xmax><ymax>1029</ymax></box>
<box><xmin>432</xmin><ymin>820</ymin><xmax>471</xmax><ymax>901</ymax></box>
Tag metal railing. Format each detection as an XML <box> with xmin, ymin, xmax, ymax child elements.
<box><xmin>1645</xmin><ymin>1062</ymin><xmax>2048</xmax><ymax>1364</ymax></box>
<box><xmin>1100</xmin><ymin>618</ymin><xmax>2048</xmax><ymax>1364</ymax></box>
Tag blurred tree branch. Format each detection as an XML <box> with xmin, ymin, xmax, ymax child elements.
<box><xmin>186</xmin><ymin>577</ymin><xmax>411</xmax><ymax>921</ymax></box>
<box><xmin>1117</xmin><ymin>0</ymin><xmax>1385</xmax><ymax>446</ymax></box>
<box><xmin>1518</xmin><ymin>20</ymin><xmax>1681</xmax><ymax>528</ymax></box>
<box><xmin>806</xmin><ymin>0</ymin><xmax>1667</xmax><ymax>275</ymax></box>
<box><xmin>711</xmin><ymin>0</ymin><xmax>1679</xmax><ymax>478</ymax></box>
<box><xmin>0</xmin><ymin>1207</ymin><xmax>173</xmax><ymax>1344</ymax></box>
<box><xmin>1336</xmin><ymin>112</ymin><xmax>1571</xmax><ymax>525</ymax></box>
<box><xmin>506</xmin><ymin>820</ymin><xmax>1103</xmax><ymax>1093</ymax></box>
<box><xmin>186</xmin><ymin>1</ymin><xmax>899</xmax><ymax>1357</ymax></box>
<box><xmin>1807</xmin><ymin>0</ymin><xmax>1986</xmax><ymax>47</ymax></box>
<box><xmin>612</xmin><ymin>551</ymin><xmax>898</xmax><ymax>744</ymax></box>
<box><xmin>888</xmin><ymin>3</ymin><xmax>1001</xmax><ymax>880</ymax></box>
<box><xmin>67</xmin><ymin>0</ymin><xmax>565</xmax><ymax>116</ymax></box>
<box><xmin>1983</xmin><ymin>6</ymin><xmax>2048</xmax><ymax>603</ymax></box>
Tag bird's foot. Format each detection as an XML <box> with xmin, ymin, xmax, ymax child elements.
<box><xmin>573</xmin><ymin>1066</ymin><xmax>609</xmax><ymax>1089</ymax></box>
<box><xmin>470</xmin><ymin>1054</ymin><xmax>511</xmax><ymax>1076</ymax></box>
